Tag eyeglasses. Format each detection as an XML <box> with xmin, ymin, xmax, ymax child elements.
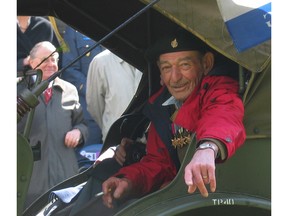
<box><xmin>36</xmin><ymin>56</ymin><xmax>59</xmax><ymax>64</ymax></box>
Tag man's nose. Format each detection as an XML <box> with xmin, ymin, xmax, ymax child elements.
<box><xmin>170</xmin><ymin>66</ymin><xmax>182</xmax><ymax>81</ymax></box>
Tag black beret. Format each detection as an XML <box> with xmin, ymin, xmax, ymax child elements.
<box><xmin>145</xmin><ymin>29</ymin><xmax>209</xmax><ymax>62</ymax></box>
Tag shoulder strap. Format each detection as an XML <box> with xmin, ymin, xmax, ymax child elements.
<box><xmin>143</xmin><ymin>88</ymin><xmax>181</xmax><ymax>170</ymax></box>
<box><xmin>48</xmin><ymin>16</ymin><xmax>69</xmax><ymax>52</ymax></box>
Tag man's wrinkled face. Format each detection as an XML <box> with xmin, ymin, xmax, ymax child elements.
<box><xmin>158</xmin><ymin>51</ymin><xmax>205</xmax><ymax>102</ymax></box>
<box><xmin>30</xmin><ymin>48</ymin><xmax>59</xmax><ymax>81</ymax></box>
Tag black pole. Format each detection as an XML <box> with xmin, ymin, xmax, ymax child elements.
<box><xmin>48</xmin><ymin>0</ymin><xmax>161</xmax><ymax>82</ymax></box>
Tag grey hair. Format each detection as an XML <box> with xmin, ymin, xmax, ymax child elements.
<box><xmin>29</xmin><ymin>41</ymin><xmax>59</xmax><ymax>59</ymax></box>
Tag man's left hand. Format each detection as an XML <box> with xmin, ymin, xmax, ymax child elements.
<box><xmin>65</xmin><ymin>128</ymin><xmax>82</xmax><ymax>148</ymax></box>
<box><xmin>184</xmin><ymin>148</ymin><xmax>216</xmax><ymax>197</ymax></box>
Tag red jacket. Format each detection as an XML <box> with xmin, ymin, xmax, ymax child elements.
<box><xmin>114</xmin><ymin>75</ymin><xmax>246</xmax><ymax>197</ymax></box>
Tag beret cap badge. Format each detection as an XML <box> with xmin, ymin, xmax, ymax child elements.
<box><xmin>171</xmin><ymin>38</ymin><xmax>178</xmax><ymax>48</ymax></box>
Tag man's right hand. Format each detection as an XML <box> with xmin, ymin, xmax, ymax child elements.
<box><xmin>114</xmin><ymin>138</ymin><xmax>134</xmax><ymax>166</ymax></box>
<box><xmin>102</xmin><ymin>176</ymin><xmax>132</xmax><ymax>208</ymax></box>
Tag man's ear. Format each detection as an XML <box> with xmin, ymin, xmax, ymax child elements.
<box><xmin>202</xmin><ymin>52</ymin><xmax>214</xmax><ymax>75</ymax></box>
<box><xmin>28</xmin><ymin>56</ymin><xmax>34</xmax><ymax>68</ymax></box>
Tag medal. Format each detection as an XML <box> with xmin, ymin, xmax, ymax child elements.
<box><xmin>166</xmin><ymin>99</ymin><xmax>191</xmax><ymax>148</ymax></box>
<box><xmin>171</xmin><ymin>127</ymin><xmax>192</xmax><ymax>148</ymax></box>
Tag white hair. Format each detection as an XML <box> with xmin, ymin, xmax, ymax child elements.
<box><xmin>29</xmin><ymin>41</ymin><xmax>59</xmax><ymax>59</ymax></box>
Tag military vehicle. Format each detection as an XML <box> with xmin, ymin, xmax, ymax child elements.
<box><xmin>17</xmin><ymin>0</ymin><xmax>271</xmax><ymax>215</ymax></box>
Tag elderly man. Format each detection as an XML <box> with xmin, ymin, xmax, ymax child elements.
<box><xmin>50</xmin><ymin>29</ymin><xmax>246</xmax><ymax>216</ymax></box>
<box><xmin>101</xmin><ymin>29</ymin><xmax>246</xmax><ymax>209</ymax></box>
<box><xmin>17</xmin><ymin>41</ymin><xmax>88</xmax><ymax>208</ymax></box>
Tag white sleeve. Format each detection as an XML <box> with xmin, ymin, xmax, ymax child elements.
<box><xmin>86</xmin><ymin>56</ymin><xmax>106</xmax><ymax>130</ymax></box>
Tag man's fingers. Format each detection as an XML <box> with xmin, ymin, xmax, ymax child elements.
<box><xmin>115</xmin><ymin>146</ymin><xmax>126</xmax><ymax>165</ymax></box>
<box><xmin>102</xmin><ymin>179</ymin><xmax>116</xmax><ymax>208</ymax></box>
<box><xmin>184</xmin><ymin>166</ymin><xmax>193</xmax><ymax>186</ymax></box>
<box><xmin>187</xmin><ymin>184</ymin><xmax>197</xmax><ymax>194</ymax></box>
<box><xmin>201</xmin><ymin>169</ymin><xmax>209</xmax><ymax>184</ymax></box>
<box><xmin>184</xmin><ymin>164</ymin><xmax>211</xmax><ymax>197</ymax></box>
<box><xmin>208</xmin><ymin>169</ymin><xmax>216</xmax><ymax>192</ymax></box>
<box><xmin>197</xmin><ymin>181</ymin><xmax>209</xmax><ymax>197</ymax></box>
<box><xmin>103</xmin><ymin>193</ymin><xmax>114</xmax><ymax>209</ymax></box>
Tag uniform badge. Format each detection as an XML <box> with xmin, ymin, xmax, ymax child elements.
<box><xmin>86</xmin><ymin>45</ymin><xmax>90</xmax><ymax>56</ymax></box>
<box><xmin>171</xmin><ymin>38</ymin><xmax>178</xmax><ymax>48</ymax></box>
